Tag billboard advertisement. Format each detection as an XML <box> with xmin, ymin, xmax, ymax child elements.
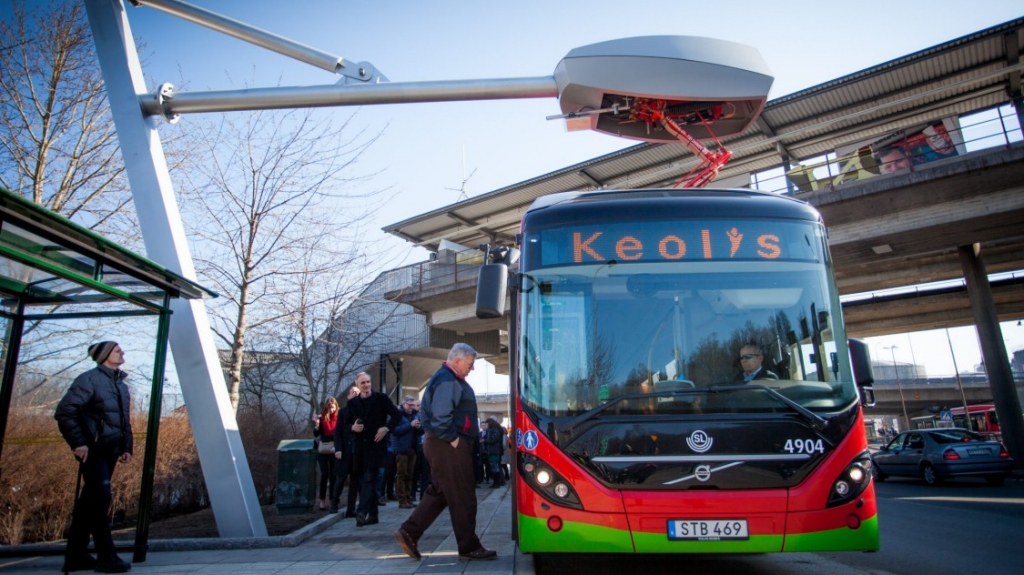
<box><xmin>786</xmin><ymin>118</ymin><xmax>965</xmax><ymax>193</ymax></box>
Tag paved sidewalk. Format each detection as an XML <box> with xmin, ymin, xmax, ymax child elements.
<box><xmin>0</xmin><ymin>485</ymin><xmax>532</xmax><ymax>575</ymax></box>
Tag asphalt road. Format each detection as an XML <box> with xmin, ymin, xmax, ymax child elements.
<box><xmin>531</xmin><ymin>477</ymin><xmax>1024</xmax><ymax>575</ymax></box>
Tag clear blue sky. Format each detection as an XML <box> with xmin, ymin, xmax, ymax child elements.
<box><xmin>121</xmin><ymin>0</ymin><xmax>1023</xmax><ymax>376</ymax></box>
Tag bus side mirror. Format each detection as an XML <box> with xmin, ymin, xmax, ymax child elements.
<box><xmin>849</xmin><ymin>338</ymin><xmax>875</xmax><ymax>407</ymax></box>
<box><xmin>476</xmin><ymin>263</ymin><xmax>507</xmax><ymax>319</ymax></box>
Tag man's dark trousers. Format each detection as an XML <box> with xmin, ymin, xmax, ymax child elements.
<box><xmin>353</xmin><ymin>440</ymin><xmax>385</xmax><ymax>519</ymax></box>
<box><xmin>66</xmin><ymin>452</ymin><xmax>118</xmax><ymax>559</ymax></box>
<box><xmin>331</xmin><ymin>452</ymin><xmax>359</xmax><ymax>515</ymax></box>
<box><xmin>399</xmin><ymin>432</ymin><xmax>482</xmax><ymax>554</ymax></box>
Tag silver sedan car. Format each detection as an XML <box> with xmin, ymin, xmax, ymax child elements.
<box><xmin>870</xmin><ymin>428</ymin><xmax>1013</xmax><ymax>485</ymax></box>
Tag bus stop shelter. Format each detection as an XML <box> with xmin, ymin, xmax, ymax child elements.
<box><xmin>0</xmin><ymin>185</ymin><xmax>216</xmax><ymax>560</ymax></box>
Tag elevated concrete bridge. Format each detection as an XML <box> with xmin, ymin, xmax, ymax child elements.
<box><xmin>868</xmin><ymin>375</ymin><xmax>1024</xmax><ymax>417</ymax></box>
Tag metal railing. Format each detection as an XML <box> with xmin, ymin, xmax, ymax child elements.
<box><xmin>382</xmin><ymin>246</ymin><xmax>485</xmax><ymax>296</ymax></box>
<box><xmin>750</xmin><ymin>103</ymin><xmax>1023</xmax><ymax>195</ymax></box>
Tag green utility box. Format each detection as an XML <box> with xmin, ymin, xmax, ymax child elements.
<box><xmin>276</xmin><ymin>439</ymin><xmax>316</xmax><ymax>515</ymax></box>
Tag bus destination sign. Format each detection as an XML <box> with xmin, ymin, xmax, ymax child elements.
<box><xmin>537</xmin><ymin>220</ymin><xmax>820</xmax><ymax>266</ymax></box>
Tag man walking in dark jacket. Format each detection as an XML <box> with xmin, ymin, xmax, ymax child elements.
<box><xmin>54</xmin><ymin>341</ymin><xmax>133</xmax><ymax>574</ymax></box>
<box><xmin>394</xmin><ymin>343</ymin><xmax>497</xmax><ymax>561</ymax></box>
<box><xmin>345</xmin><ymin>372</ymin><xmax>402</xmax><ymax>526</ymax></box>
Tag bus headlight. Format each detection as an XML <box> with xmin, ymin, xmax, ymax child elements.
<box><xmin>847</xmin><ymin>465</ymin><xmax>865</xmax><ymax>483</ymax></box>
<box><xmin>827</xmin><ymin>452</ymin><xmax>872</xmax><ymax>508</ymax></box>
<box><xmin>554</xmin><ymin>483</ymin><xmax>570</xmax><ymax>498</ymax></box>
<box><xmin>519</xmin><ymin>453</ymin><xmax>583</xmax><ymax>510</ymax></box>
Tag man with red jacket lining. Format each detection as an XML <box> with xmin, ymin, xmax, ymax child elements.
<box><xmin>394</xmin><ymin>343</ymin><xmax>496</xmax><ymax>561</ymax></box>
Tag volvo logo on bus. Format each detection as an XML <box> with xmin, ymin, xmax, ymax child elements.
<box><xmin>694</xmin><ymin>465</ymin><xmax>712</xmax><ymax>482</ymax></box>
<box><xmin>687</xmin><ymin>430</ymin><xmax>713</xmax><ymax>453</ymax></box>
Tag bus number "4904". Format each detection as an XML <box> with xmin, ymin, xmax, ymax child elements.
<box><xmin>783</xmin><ymin>439</ymin><xmax>824</xmax><ymax>454</ymax></box>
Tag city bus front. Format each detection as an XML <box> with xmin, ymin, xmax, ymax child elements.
<box><xmin>503</xmin><ymin>189</ymin><xmax>878</xmax><ymax>554</ymax></box>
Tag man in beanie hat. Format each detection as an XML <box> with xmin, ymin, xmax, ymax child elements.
<box><xmin>88</xmin><ymin>341</ymin><xmax>119</xmax><ymax>364</ymax></box>
<box><xmin>55</xmin><ymin>342</ymin><xmax>133</xmax><ymax>573</ymax></box>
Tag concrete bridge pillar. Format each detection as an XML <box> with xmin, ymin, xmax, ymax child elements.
<box><xmin>959</xmin><ymin>244</ymin><xmax>1024</xmax><ymax>467</ymax></box>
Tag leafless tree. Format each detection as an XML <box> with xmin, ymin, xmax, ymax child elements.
<box><xmin>277</xmin><ymin>261</ymin><xmax>426</xmax><ymax>425</ymax></box>
<box><xmin>0</xmin><ymin>0</ymin><xmax>134</xmax><ymax>236</ymax></box>
<box><xmin>0</xmin><ymin>0</ymin><xmax>160</xmax><ymax>398</ymax></box>
<box><xmin>176</xmin><ymin>107</ymin><xmax>390</xmax><ymax>412</ymax></box>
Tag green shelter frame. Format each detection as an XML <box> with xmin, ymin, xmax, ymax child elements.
<box><xmin>0</xmin><ymin>185</ymin><xmax>216</xmax><ymax>561</ymax></box>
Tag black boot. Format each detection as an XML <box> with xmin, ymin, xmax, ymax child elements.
<box><xmin>61</xmin><ymin>554</ymin><xmax>96</xmax><ymax>573</ymax></box>
<box><xmin>94</xmin><ymin>555</ymin><xmax>131</xmax><ymax>573</ymax></box>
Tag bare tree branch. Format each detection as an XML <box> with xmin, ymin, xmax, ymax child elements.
<box><xmin>0</xmin><ymin>0</ymin><xmax>135</xmax><ymax>242</ymax></box>
<box><xmin>177</xmin><ymin>105</ymin><xmax>394</xmax><ymax>413</ymax></box>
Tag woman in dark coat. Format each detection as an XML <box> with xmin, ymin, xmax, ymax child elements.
<box><xmin>312</xmin><ymin>396</ymin><xmax>339</xmax><ymax>510</ymax></box>
<box><xmin>484</xmin><ymin>417</ymin><xmax>507</xmax><ymax>488</ymax></box>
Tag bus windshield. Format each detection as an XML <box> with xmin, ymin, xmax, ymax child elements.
<box><xmin>519</xmin><ymin>218</ymin><xmax>857</xmax><ymax>417</ymax></box>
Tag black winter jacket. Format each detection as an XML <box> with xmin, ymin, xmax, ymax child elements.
<box><xmin>55</xmin><ymin>365</ymin><xmax>133</xmax><ymax>456</ymax></box>
<box><xmin>344</xmin><ymin>392</ymin><xmax>402</xmax><ymax>453</ymax></box>
<box><xmin>485</xmin><ymin>425</ymin><xmax>507</xmax><ymax>457</ymax></box>
<box><xmin>420</xmin><ymin>363</ymin><xmax>479</xmax><ymax>442</ymax></box>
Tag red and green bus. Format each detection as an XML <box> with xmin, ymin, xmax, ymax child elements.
<box><xmin>476</xmin><ymin>188</ymin><xmax>879</xmax><ymax>555</ymax></box>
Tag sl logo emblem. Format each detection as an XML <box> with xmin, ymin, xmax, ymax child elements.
<box><xmin>686</xmin><ymin>430</ymin><xmax>713</xmax><ymax>453</ymax></box>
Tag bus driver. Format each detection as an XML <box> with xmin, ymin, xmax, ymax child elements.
<box><xmin>735</xmin><ymin>343</ymin><xmax>779</xmax><ymax>383</ymax></box>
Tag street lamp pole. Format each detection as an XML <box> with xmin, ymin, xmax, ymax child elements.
<box><xmin>945</xmin><ymin>328</ymin><xmax>972</xmax><ymax>430</ymax></box>
<box><xmin>885</xmin><ymin>345</ymin><xmax>910</xmax><ymax>431</ymax></box>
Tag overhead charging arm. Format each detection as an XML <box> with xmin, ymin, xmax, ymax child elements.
<box><xmin>659</xmin><ymin>114</ymin><xmax>733</xmax><ymax>188</ymax></box>
<box><xmin>131</xmin><ymin>0</ymin><xmax>385</xmax><ymax>83</ymax></box>
<box><xmin>131</xmin><ymin>0</ymin><xmax>774</xmax><ymax>167</ymax></box>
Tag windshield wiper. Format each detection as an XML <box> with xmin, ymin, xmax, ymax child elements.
<box><xmin>707</xmin><ymin>384</ymin><xmax>828</xmax><ymax>431</ymax></box>
<box><xmin>564</xmin><ymin>388</ymin><xmax>706</xmax><ymax>434</ymax></box>
<box><xmin>563</xmin><ymin>384</ymin><xmax>828</xmax><ymax>434</ymax></box>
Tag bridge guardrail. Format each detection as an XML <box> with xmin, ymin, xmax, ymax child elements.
<box><xmin>751</xmin><ymin>103</ymin><xmax>1022</xmax><ymax>195</ymax></box>
<box><xmin>383</xmin><ymin>246</ymin><xmax>485</xmax><ymax>297</ymax></box>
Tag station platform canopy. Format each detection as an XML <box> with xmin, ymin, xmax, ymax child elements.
<box><xmin>0</xmin><ymin>185</ymin><xmax>215</xmax><ymax>312</ymax></box>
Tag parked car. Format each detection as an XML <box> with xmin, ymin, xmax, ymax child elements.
<box><xmin>870</xmin><ymin>428</ymin><xmax>1012</xmax><ymax>485</ymax></box>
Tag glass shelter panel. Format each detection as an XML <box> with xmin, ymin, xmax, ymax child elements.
<box><xmin>0</xmin><ymin>314</ymin><xmax>163</xmax><ymax>546</ymax></box>
<box><xmin>0</xmin><ymin>222</ymin><xmax>96</xmax><ymax>277</ymax></box>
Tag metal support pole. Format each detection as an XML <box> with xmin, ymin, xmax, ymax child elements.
<box><xmin>958</xmin><ymin>243</ymin><xmax>1024</xmax><ymax>467</ymax></box>
<box><xmin>86</xmin><ymin>0</ymin><xmax>266</xmax><ymax>537</ymax></box>
<box><xmin>885</xmin><ymin>345</ymin><xmax>910</xmax><ymax>431</ymax></box>
<box><xmin>0</xmin><ymin>300</ymin><xmax>25</xmax><ymax>464</ymax></box>
<box><xmin>396</xmin><ymin>359</ymin><xmax>403</xmax><ymax>403</ymax></box>
<box><xmin>945</xmin><ymin>328</ymin><xmax>972</xmax><ymax>431</ymax></box>
<box><xmin>140</xmin><ymin>77</ymin><xmax>558</xmax><ymax>117</ymax></box>
<box><xmin>1013</xmin><ymin>94</ymin><xmax>1024</xmax><ymax>138</ymax></box>
<box><xmin>133</xmin><ymin>301</ymin><xmax>172</xmax><ymax>562</ymax></box>
<box><xmin>133</xmin><ymin>0</ymin><xmax>347</xmax><ymax>75</ymax></box>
